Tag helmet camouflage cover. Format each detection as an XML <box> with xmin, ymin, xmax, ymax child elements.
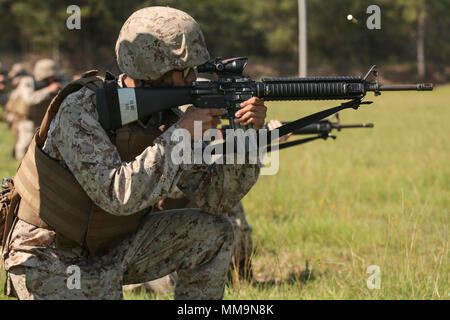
<box><xmin>9</xmin><ymin>63</ymin><xmax>28</xmax><ymax>78</ymax></box>
<box><xmin>115</xmin><ymin>6</ymin><xmax>210</xmax><ymax>80</ymax></box>
<box><xmin>33</xmin><ymin>59</ymin><xmax>59</xmax><ymax>81</ymax></box>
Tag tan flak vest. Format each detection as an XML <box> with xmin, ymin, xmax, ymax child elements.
<box><xmin>11</xmin><ymin>70</ymin><xmax>185</xmax><ymax>255</ymax></box>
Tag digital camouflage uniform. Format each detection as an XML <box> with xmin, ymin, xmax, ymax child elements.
<box><xmin>123</xmin><ymin>199</ymin><xmax>253</xmax><ymax>294</ymax></box>
<box><xmin>2</xmin><ymin>7</ymin><xmax>261</xmax><ymax>300</ymax></box>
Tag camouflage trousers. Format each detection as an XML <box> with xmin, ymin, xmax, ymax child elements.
<box><xmin>12</xmin><ymin>119</ymin><xmax>35</xmax><ymax>160</ymax></box>
<box><xmin>3</xmin><ymin>208</ymin><xmax>234</xmax><ymax>300</ymax></box>
<box><xmin>124</xmin><ymin>201</ymin><xmax>253</xmax><ymax>294</ymax></box>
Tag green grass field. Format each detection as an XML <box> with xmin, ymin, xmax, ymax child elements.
<box><xmin>1</xmin><ymin>86</ymin><xmax>449</xmax><ymax>300</ymax></box>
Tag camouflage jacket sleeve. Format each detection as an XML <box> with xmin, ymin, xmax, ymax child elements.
<box><xmin>42</xmin><ymin>87</ymin><xmax>184</xmax><ymax>216</ymax></box>
<box><xmin>18</xmin><ymin>76</ymin><xmax>53</xmax><ymax>106</ymax></box>
<box><xmin>177</xmin><ymin>157</ymin><xmax>260</xmax><ymax>215</ymax></box>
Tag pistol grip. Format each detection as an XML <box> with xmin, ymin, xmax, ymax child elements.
<box><xmin>228</xmin><ymin>102</ymin><xmax>253</xmax><ymax>130</ymax></box>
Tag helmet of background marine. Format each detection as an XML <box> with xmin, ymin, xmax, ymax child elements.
<box><xmin>9</xmin><ymin>63</ymin><xmax>28</xmax><ymax>78</ymax></box>
<box><xmin>33</xmin><ymin>59</ymin><xmax>59</xmax><ymax>81</ymax></box>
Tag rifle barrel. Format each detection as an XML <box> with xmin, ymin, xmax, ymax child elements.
<box><xmin>337</xmin><ymin>123</ymin><xmax>374</xmax><ymax>129</ymax></box>
<box><xmin>373</xmin><ymin>83</ymin><xmax>433</xmax><ymax>91</ymax></box>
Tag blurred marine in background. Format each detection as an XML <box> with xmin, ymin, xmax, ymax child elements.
<box><xmin>1</xmin><ymin>63</ymin><xmax>29</xmax><ymax>122</ymax></box>
<box><xmin>8</xmin><ymin>63</ymin><xmax>30</xmax><ymax>88</ymax></box>
<box><xmin>1</xmin><ymin>62</ymin><xmax>30</xmax><ymax>105</ymax></box>
<box><xmin>3</xmin><ymin>59</ymin><xmax>62</xmax><ymax>160</ymax></box>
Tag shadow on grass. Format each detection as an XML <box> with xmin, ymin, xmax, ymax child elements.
<box><xmin>229</xmin><ymin>261</ymin><xmax>319</xmax><ymax>291</ymax></box>
<box><xmin>254</xmin><ymin>268</ymin><xmax>317</xmax><ymax>288</ymax></box>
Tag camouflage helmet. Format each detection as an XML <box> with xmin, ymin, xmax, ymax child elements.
<box><xmin>115</xmin><ymin>6</ymin><xmax>210</xmax><ymax>80</ymax></box>
<box><xmin>33</xmin><ymin>59</ymin><xmax>59</xmax><ymax>81</ymax></box>
<box><xmin>9</xmin><ymin>63</ymin><xmax>28</xmax><ymax>78</ymax></box>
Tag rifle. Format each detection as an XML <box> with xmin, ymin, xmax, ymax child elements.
<box><xmin>274</xmin><ymin>114</ymin><xmax>374</xmax><ymax>151</ymax></box>
<box><xmin>96</xmin><ymin>57</ymin><xmax>432</xmax><ymax>143</ymax></box>
<box><xmin>34</xmin><ymin>76</ymin><xmax>64</xmax><ymax>90</ymax></box>
<box><xmin>221</xmin><ymin>113</ymin><xmax>374</xmax><ymax>151</ymax></box>
<box><xmin>0</xmin><ymin>70</ymin><xmax>29</xmax><ymax>92</ymax></box>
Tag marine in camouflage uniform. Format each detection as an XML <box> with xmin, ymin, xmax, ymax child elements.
<box><xmin>0</xmin><ymin>63</ymin><xmax>29</xmax><ymax>109</ymax></box>
<box><xmin>7</xmin><ymin>63</ymin><xmax>29</xmax><ymax>92</ymax></box>
<box><xmin>2</xmin><ymin>7</ymin><xmax>267</xmax><ymax>300</ymax></box>
<box><xmin>6</xmin><ymin>59</ymin><xmax>61</xmax><ymax>160</ymax></box>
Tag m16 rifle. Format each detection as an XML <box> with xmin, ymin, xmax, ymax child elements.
<box><xmin>273</xmin><ymin>114</ymin><xmax>374</xmax><ymax>151</ymax></box>
<box><xmin>222</xmin><ymin>113</ymin><xmax>374</xmax><ymax>151</ymax></box>
<box><xmin>34</xmin><ymin>76</ymin><xmax>65</xmax><ymax>90</ymax></box>
<box><xmin>96</xmin><ymin>57</ymin><xmax>432</xmax><ymax>145</ymax></box>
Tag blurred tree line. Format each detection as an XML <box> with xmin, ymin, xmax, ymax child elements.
<box><xmin>0</xmin><ymin>0</ymin><xmax>448</xmax><ymax>81</ymax></box>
